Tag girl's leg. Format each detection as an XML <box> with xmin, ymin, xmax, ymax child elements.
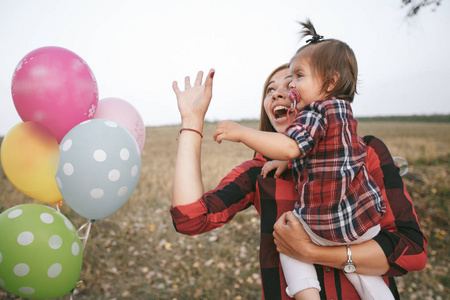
<box><xmin>345</xmin><ymin>273</ymin><xmax>395</xmax><ymax>300</ymax></box>
<box><xmin>280</xmin><ymin>253</ymin><xmax>320</xmax><ymax>300</ymax></box>
<box><xmin>344</xmin><ymin>225</ymin><xmax>394</xmax><ymax>300</ymax></box>
<box><xmin>295</xmin><ymin>217</ymin><xmax>394</xmax><ymax>299</ymax></box>
<box><xmin>293</xmin><ymin>288</ymin><xmax>320</xmax><ymax>300</ymax></box>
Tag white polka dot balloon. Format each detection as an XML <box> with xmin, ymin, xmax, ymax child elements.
<box><xmin>56</xmin><ymin>119</ymin><xmax>141</xmax><ymax>220</ymax></box>
<box><xmin>0</xmin><ymin>204</ymin><xmax>82</xmax><ymax>299</ymax></box>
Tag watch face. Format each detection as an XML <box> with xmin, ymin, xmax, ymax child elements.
<box><xmin>344</xmin><ymin>263</ymin><xmax>356</xmax><ymax>273</ymax></box>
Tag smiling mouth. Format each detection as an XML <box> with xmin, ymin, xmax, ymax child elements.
<box><xmin>273</xmin><ymin>106</ymin><xmax>290</xmax><ymax>120</ymax></box>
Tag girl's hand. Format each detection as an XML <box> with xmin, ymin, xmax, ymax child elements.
<box><xmin>273</xmin><ymin>211</ymin><xmax>317</xmax><ymax>264</ymax></box>
<box><xmin>172</xmin><ymin>69</ymin><xmax>215</xmax><ymax>128</ymax></box>
<box><xmin>213</xmin><ymin>121</ymin><xmax>246</xmax><ymax>144</ymax></box>
<box><xmin>261</xmin><ymin>160</ymin><xmax>289</xmax><ymax>178</ymax></box>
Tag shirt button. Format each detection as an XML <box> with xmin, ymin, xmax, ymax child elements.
<box><xmin>326</xmin><ymin>267</ymin><xmax>330</xmax><ymax>272</ymax></box>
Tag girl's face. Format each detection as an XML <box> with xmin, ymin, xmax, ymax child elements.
<box><xmin>263</xmin><ymin>68</ymin><xmax>293</xmax><ymax>133</ymax></box>
<box><xmin>289</xmin><ymin>56</ymin><xmax>327</xmax><ymax>109</ymax></box>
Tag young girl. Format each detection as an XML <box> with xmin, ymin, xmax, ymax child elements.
<box><xmin>213</xmin><ymin>20</ymin><xmax>393</xmax><ymax>300</ymax></box>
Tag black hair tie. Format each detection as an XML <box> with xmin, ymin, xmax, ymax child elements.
<box><xmin>306</xmin><ymin>34</ymin><xmax>324</xmax><ymax>44</ymax></box>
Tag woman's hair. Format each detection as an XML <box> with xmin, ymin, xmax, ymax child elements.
<box><xmin>291</xmin><ymin>19</ymin><xmax>358</xmax><ymax>102</ymax></box>
<box><xmin>259</xmin><ymin>63</ymin><xmax>290</xmax><ymax>132</ymax></box>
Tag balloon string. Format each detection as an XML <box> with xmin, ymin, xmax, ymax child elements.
<box><xmin>77</xmin><ymin>219</ymin><xmax>95</xmax><ymax>251</ymax></box>
<box><xmin>71</xmin><ymin>219</ymin><xmax>94</xmax><ymax>299</ymax></box>
<box><xmin>55</xmin><ymin>201</ymin><xmax>63</xmax><ymax>212</ymax></box>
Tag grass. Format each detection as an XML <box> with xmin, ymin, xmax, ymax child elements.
<box><xmin>0</xmin><ymin>118</ymin><xmax>449</xmax><ymax>299</ymax></box>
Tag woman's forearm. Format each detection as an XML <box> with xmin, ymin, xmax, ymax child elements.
<box><xmin>172</xmin><ymin>120</ymin><xmax>204</xmax><ymax>207</ymax></box>
<box><xmin>274</xmin><ymin>212</ymin><xmax>390</xmax><ymax>276</ymax></box>
<box><xmin>171</xmin><ymin>70</ymin><xmax>214</xmax><ymax>207</ymax></box>
<box><xmin>308</xmin><ymin>240</ymin><xmax>389</xmax><ymax>276</ymax></box>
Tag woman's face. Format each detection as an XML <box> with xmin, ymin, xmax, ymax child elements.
<box><xmin>263</xmin><ymin>68</ymin><xmax>293</xmax><ymax>133</ymax></box>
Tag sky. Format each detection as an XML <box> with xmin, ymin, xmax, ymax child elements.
<box><xmin>1</xmin><ymin>0</ymin><xmax>449</xmax><ymax>136</ymax></box>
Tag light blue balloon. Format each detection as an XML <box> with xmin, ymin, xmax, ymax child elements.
<box><xmin>56</xmin><ymin>119</ymin><xmax>141</xmax><ymax>219</ymax></box>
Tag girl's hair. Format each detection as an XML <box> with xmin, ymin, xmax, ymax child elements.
<box><xmin>291</xmin><ymin>19</ymin><xmax>358</xmax><ymax>102</ymax></box>
<box><xmin>259</xmin><ymin>63</ymin><xmax>290</xmax><ymax>133</ymax></box>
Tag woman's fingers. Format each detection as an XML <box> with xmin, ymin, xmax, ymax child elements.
<box><xmin>203</xmin><ymin>69</ymin><xmax>215</xmax><ymax>98</ymax></box>
<box><xmin>194</xmin><ymin>71</ymin><xmax>204</xmax><ymax>86</ymax></box>
<box><xmin>273</xmin><ymin>212</ymin><xmax>287</xmax><ymax>232</ymax></box>
<box><xmin>284</xmin><ymin>211</ymin><xmax>299</xmax><ymax>225</ymax></box>
<box><xmin>184</xmin><ymin>76</ymin><xmax>191</xmax><ymax>89</ymax></box>
<box><xmin>172</xmin><ymin>80</ymin><xmax>181</xmax><ymax>94</ymax></box>
<box><xmin>178</xmin><ymin>69</ymin><xmax>214</xmax><ymax>91</ymax></box>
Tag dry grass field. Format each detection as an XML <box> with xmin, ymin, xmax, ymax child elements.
<box><xmin>1</xmin><ymin>119</ymin><xmax>449</xmax><ymax>299</ymax></box>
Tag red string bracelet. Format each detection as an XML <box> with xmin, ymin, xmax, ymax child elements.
<box><xmin>177</xmin><ymin>128</ymin><xmax>203</xmax><ymax>140</ymax></box>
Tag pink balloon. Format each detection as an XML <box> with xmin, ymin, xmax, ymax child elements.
<box><xmin>11</xmin><ymin>46</ymin><xmax>99</xmax><ymax>142</ymax></box>
<box><xmin>94</xmin><ymin>97</ymin><xmax>146</xmax><ymax>151</ymax></box>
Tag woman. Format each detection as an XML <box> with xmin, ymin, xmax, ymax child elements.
<box><xmin>171</xmin><ymin>65</ymin><xmax>427</xmax><ymax>299</ymax></box>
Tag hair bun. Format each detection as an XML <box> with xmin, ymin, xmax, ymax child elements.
<box><xmin>306</xmin><ymin>34</ymin><xmax>324</xmax><ymax>44</ymax></box>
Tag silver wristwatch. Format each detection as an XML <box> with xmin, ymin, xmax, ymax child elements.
<box><xmin>342</xmin><ymin>244</ymin><xmax>356</xmax><ymax>273</ymax></box>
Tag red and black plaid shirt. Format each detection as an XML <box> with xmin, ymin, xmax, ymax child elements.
<box><xmin>170</xmin><ymin>136</ymin><xmax>427</xmax><ymax>300</ymax></box>
<box><xmin>285</xmin><ymin>99</ymin><xmax>385</xmax><ymax>243</ymax></box>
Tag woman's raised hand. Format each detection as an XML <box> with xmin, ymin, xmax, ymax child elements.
<box><xmin>172</xmin><ymin>69</ymin><xmax>214</xmax><ymax>207</ymax></box>
<box><xmin>172</xmin><ymin>69</ymin><xmax>215</xmax><ymax>129</ymax></box>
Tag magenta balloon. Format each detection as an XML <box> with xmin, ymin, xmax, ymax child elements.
<box><xmin>94</xmin><ymin>97</ymin><xmax>146</xmax><ymax>151</ymax></box>
<box><xmin>11</xmin><ymin>47</ymin><xmax>99</xmax><ymax>142</ymax></box>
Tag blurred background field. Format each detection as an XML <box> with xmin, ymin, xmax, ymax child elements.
<box><xmin>1</xmin><ymin>116</ymin><xmax>449</xmax><ymax>299</ymax></box>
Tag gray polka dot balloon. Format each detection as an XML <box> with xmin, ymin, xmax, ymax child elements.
<box><xmin>56</xmin><ymin>119</ymin><xmax>141</xmax><ymax>220</ymax></box>
<box><xmin>0</xmin><ymin>204</ymin><xmax>82</xmax><ymax>299</ymax></box>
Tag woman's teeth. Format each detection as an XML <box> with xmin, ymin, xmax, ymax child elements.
<box><xmin>273</xmin><ymin>106</ymin><xmax>289</xmax><ymax>119</ymax></box>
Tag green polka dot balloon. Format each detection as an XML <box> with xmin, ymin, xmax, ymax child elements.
<box><xmin>0</xmin><ymin>204</ymin><xmax>82</xmax><ymax>299</ymax></box>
